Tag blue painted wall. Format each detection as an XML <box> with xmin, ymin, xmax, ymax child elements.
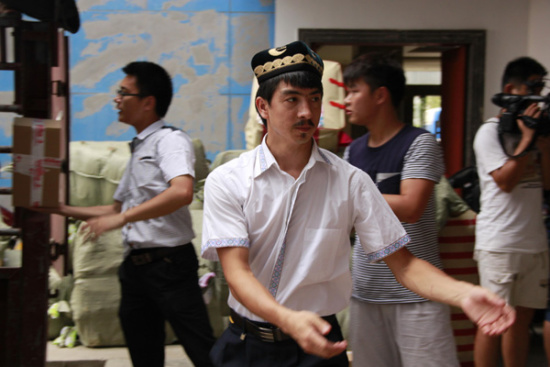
<box><xmin>69</xmin><ymin>0</ymin><xmax>274</xmax><ymax>162</ymax></box>
<box><xmin>0</xmin><ymin>0</ymin><xmax>274</xmax><ymax>189</ymax></box>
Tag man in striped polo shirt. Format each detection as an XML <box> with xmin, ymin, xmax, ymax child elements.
<box><xmin>344</xmin><ymin>52</ymin><xmax>459</xmax><ymax>367</ymax></box>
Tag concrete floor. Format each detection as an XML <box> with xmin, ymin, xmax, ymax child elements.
<box><xmin>46</xmin><ymin>326</ymin><xmax>548</xmax><ymax>367</ymax></box>
<box><xmin>46</xmin><ymin>342</ymin><xmax>194</xmax><ymax>367</ymax></box>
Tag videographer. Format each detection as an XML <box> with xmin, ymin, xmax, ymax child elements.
<box><xmin>473</xmin><ymin>56</ymin><xmax>550</xmax><ymax>367</ymax></box>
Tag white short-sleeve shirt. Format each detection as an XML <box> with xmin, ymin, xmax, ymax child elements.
<box><xmin>473</xmin><ymin>118</ymin><xmax>547</xmax><ymax>253</ymax></box>
<box><xmin>114</xmin><ymin>120</ymin><xmax>196</xmax><ymax>256</ymax></box>
<box><xmin>201</xmin><ymin>138</ymin><xmax>409</xmax><ymax>321</ymax></box>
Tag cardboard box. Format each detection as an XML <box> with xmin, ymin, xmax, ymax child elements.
<box><xmin>12</xmin><ymin>117</ymin><xmax>62</xmax><ymax>207</ymax></box>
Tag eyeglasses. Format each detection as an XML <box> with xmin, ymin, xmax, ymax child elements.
<box><xmin>116</xmin><ymin>88</ymin><xmax>146</xmax><ymax>98</ymax></box>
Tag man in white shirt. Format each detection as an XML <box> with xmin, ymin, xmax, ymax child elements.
<box><xmin>44</xmin><ymin>61</ymin><xmax>215</xmax><ymax>367</ymax></box>
<box><xmin>201</xmin><ymin>41</ymin><xmax>515</xmax><ymax>367</ymax></box>
<box><xmin>473</xmin><ymin>56</ymin><xmax>550</xmax><ymax>367</ymax></box>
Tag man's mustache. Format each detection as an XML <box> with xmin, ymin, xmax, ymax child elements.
<box><xmin>293</xmin><ymin>120</ymin><xmax>315</xmax><ymax>128</ymax></box>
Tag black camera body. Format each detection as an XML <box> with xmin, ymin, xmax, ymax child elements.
<box><xmin>492</xmin><ymin>93</ymin><xmax>550</xmax><ymax>136</ymax></box>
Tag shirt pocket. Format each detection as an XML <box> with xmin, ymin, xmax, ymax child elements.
<box><xmin>133</xmin><ymin>155</ymin><xmax>162</xmax><ymax>188</ymax></box>
<box><xmin>484</xmin><ymin>270</ymin><xmax>516</xmax><ymax>287</ymax></box>
<box><xmin>301</xmin><ymin>228</ymin><xmax>347</xmax><ymax>283</ymax></box>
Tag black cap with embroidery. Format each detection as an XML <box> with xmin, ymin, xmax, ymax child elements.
<box><xmin>251</xmin><ymin>41</ymin><xmax>324</xmax><ymax>83</ymax></box>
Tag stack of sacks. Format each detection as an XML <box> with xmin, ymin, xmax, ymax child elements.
<box><xmin>67</xmin><ymin>141</ymin><xmax>130</xmax><ymax>346</ymax></box>
<box><xmin>69</xmin><ymin>139</ymin><xmax>211</xmax><ymax>206</ymax></box>
<box><xmin>67</xmin><ymin>138</ymin><xmax>224</xmax><ymax>345</ymax></box>
<box><xmin>69</xmin><ymin>141</ymin><xmax>131</xmax><ymax>207</ymax></box>
<box><xmin>70</xmin><ymin>225</ymin><xmax>127</xmax><ymax>346</ymax></box>
<box><xmin>70</xmin><ymin>224</ymin><xmax>179</xmax><ymax>346</ymax></box>
<box><xmin>48</xmin><ymin>267</ymin><xmax>74</xmax><ymax>340</ymax></box>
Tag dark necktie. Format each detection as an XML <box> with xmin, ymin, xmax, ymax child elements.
<box><xmin>129</xmin><ymin>137</ymin><xmax>139</xmax><ymax>153</ymax></box>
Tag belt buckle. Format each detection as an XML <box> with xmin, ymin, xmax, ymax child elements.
<box><xmin>131</xmin><ymin>253</ymin><xmax>152</xmax><ymax>265</ymax></box>
<box><xmin>244</xmin><ymin>319</ymin><xmax>277</xmax><ymax>343</ymax></box>
<box><xmin>257</xmin><ymin>326</ymin><xmax>275</xmax><ymax>343</ymax></box>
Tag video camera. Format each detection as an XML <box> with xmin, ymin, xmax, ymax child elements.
<box><xmin>492</xmin><ymin>93</ymin><xmax>550</xmax><ymax>136</ymax></box>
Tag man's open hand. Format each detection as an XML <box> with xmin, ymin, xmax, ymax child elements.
<box><xmin>461</xmin><ymin>286</ymin><xmax>516</xmax><ymax>336</ymax></box>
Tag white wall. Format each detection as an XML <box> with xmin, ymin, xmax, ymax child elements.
<box><xmin>275</xmin><ymin>0</ymin><xmax>547</xmax><ymax>122</ymax></box>
<box><xmin>528</xmin><ymin>0</ymin><xmax>550</xmax><ymax>70</ymax></box>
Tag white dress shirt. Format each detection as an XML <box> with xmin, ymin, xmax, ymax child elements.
<box><xmin>201</xmin><ymin>138</ymin><xmax>409</xmax><ymax>321</ymax></box>
<box><xmin>114</xmin><ymin>120</ymin><xmax>196</xmax><ymax>256</ymax></box>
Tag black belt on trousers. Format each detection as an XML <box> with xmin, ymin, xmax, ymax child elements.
<box><xmin>229</xmin><ymin>308</ymin><xmax>337</xmax><ymax>343</ymax></box>
<box><xmin>128</xmin><ymin>243</ymin><xmax>190</xmax><ymax>266</ymax></box>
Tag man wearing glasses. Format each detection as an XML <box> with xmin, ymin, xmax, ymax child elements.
<box><xmin>46</xmin><ymin>61</ymin><xmax>215</xmax><ymax>367</ymax></box>
<box><xmin>473</xmin><ymin>57</ymin><xmax>550</xmax><ymax>367</ymax></box>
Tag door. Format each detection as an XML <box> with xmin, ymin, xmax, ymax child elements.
<box><xmin>300</xmin><ymin>28</ymin><xmax>486</xmax><ymax>173</ymax></box>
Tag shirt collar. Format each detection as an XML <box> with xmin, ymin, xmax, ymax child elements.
<box><xmin>136</xmin><ymin>120</ymin><xmax>164</xmax><ymax>141</ymax></box>
<box><xmin>255</xmin><ymin>135</ymin><xmax>332</xmax><ymax>178</ymax></box>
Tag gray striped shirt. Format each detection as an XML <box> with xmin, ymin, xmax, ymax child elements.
<box><xmin>347</xmin><ymin>132</ymin><xmax>445</xmax><ymax>303</ymax></box>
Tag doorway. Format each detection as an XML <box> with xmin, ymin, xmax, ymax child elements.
<box><xmin>299</xmin><ymin>29</ymin><xmax>485</xmax><ymax>175</ymax></box>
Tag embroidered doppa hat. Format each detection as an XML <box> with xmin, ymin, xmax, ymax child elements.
<box><xmin>251</xmin><ymin>41</ymin><xmax>324</xmax><ymax>83</ymax></box>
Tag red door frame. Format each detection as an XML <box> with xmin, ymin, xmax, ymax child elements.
<box><xmin>441</xmin><ymin>47</ymin><xmax>467</xmax><ymax>176</ymax></box>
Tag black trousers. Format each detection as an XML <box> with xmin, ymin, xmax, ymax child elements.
<box><xmin>118</xmin><ymin>244</ymin><xmax>215</xmax><ymax>367</ymax></box>
<box><xmin>210</xmin><ymin>314</ymin><xmax>349</xmax><ymax>367</ymax></box>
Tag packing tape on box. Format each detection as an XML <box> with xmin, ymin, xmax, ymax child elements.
<box><xmin>13</xmin><ymin>122</ymin><xmax>61</xmax><ymax>206</ymax></box>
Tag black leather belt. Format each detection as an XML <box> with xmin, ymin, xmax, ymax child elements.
<box><xmin>128</xmin><ymin>243</ymin><xmax>190</xmax><ymax>266</ymax></box>
<box><xmin>229</xmin><ymin>308</ymin><xmax>337</xmax><ymax>343</ymax></box>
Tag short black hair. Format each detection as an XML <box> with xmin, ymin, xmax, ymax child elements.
<box><xmin>255</xmin><ymin>70</ymin><xmax>323</xmax><ymax>125</ymax></box>
<box><xmin>343</xmin><ymin>52</ymin><xmax>406</xmax><ymax>108</ymax></box>
<box><xmin>501</xmin><ymin>57</ymin><xmax>547</xmax><ymax>90</ymax></box>
<box><xmin>122</xmin><ymin>61</ymin><xmax>173</xmax><ymax>118</ymax></box>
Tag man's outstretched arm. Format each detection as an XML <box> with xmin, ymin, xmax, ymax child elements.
<box><xmin>384</xmin><ymin>247</ymin><xmax>516</xmax><ymax>336</ymax></box>
<box><xmin>36</xmin><ymin>202</ymin><xmax>122</xmax><ymax>221</ymax></box>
